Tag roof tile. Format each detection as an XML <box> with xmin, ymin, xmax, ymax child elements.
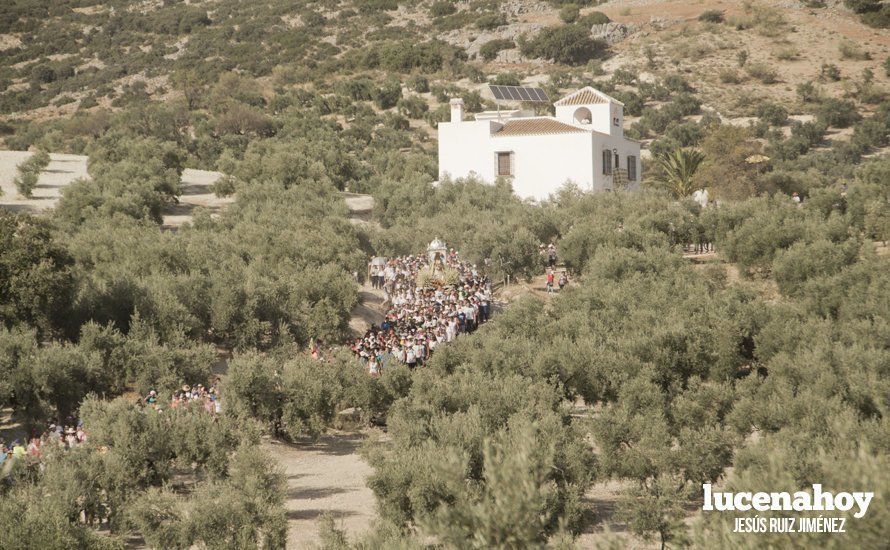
<box><xmin>493</xmin><ymin>118</ymin><xmax>586</xmax><ymax>137</ymax></box>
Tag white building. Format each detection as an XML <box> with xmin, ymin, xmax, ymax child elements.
<box><xmin>437</xmin><ymin>86</ymin><xmax>642</xmax><ymax>201</ymax></box>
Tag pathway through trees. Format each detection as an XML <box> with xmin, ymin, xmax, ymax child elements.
<box><xmin>265</xmin><ymin>432</ymin><xmax>378</xmax><ymax>548</ymax></box>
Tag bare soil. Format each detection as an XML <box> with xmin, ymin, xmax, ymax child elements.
<box><xmin>0</xmin><ymin>150</ymin><xmax>232</xmax><ymax>226</ymax></box>
<box><xmin>264</xmin><ymin>431</ymin><xmax>378</xmax><ymax>549</ymax></box>
<box><xmin>0</xmin><ymin>150</ymin><xmax>87</xmax><ymax>213</ymax></box>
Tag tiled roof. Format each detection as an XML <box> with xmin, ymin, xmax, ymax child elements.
<box><xmin>554</xmin><ymin>86</ymin><xmax>622</xmax><ymax>107</ymax></box>
<box><xmin>494</xmin><ymin>118</ymin><xmax>586</xmax><ymax>137</ymax></box>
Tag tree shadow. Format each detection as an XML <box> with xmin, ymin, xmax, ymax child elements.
<box><xmin>286</xmin><ymin>508</ymin><xmax>358</xmax><ymax>521</ymax></box>
<box><xmin>277</xmin><ymin>432</ymin><xmax>367</xmax><ymax>457</ymax></box>
<box><xmin>286</xmin><ymin>486</ymin><xmax>349</xmax><ymax>500</ymax></box>
<box><xmin>179</xmin><ymin>183</ymin><xmax>212</xmax><ymax>196</ymax></box>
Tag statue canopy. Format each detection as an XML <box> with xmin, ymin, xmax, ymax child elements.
<box><xmin>427</xmin><ymin>238</ymin><xmax>447</xmax><ymax>266</ymax></box>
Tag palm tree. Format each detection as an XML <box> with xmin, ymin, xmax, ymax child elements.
<box><xmin>652</xmin><ymin>148</ymin><xmax>706</xmax><ymax>199</ymax></box>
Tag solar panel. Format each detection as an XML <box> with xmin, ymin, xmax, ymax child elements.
<box><xmin>488</xmin><ymin>85</ymin><xmax>549</xmax><ymax>104</ymax></box>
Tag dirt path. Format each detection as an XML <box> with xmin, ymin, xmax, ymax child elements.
<box><xmin>265</xmin><ymin>432</ymin><xmax>377</xmax><ymax>548</ymax></box>
<box><xmin>342</xmin><ymin>192</ymin><xmax>380</xmax><ymax>229</ymax></box>
<box><xmin>0</xmin><ymin>150</ymin><xmax>230</xmax><ymax>226</ymax></box>
<box><xmin>348</xmin><ymin>285</ymin><xmax>386</xmax><ymax>337</ymax></box>
<box><xmin>0</xmin><ymin>151</ymin><xmax>87</xmax><ymax>213</ymax></box>
<box><xmin>497</xmin><ymin>270</ymin><xmax>571</xmax><ymax>302</ymax></box>
<box><xmin>161</xmin><ymin>169</ymin><xmax>233</xmax><ymax>229</ymax></box>
<box><xmin>259</xmin><ymin>192</ymin><xmax>387</xmax><ymax>548</ymax></box>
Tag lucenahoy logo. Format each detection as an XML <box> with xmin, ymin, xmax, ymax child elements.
<box><xmin>702</xmin><ymin>484</ymin><xmax>874</xmax><ymax>519</ymax></box>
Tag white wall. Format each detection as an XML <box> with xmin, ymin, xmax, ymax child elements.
<box><xmin>592</xmin><ymin>133</ymin><xmax>641</xmax><ymax>192</ymax></box>
<box><xmin>438</xmin><ymin>118</ymin><xmax>642</xmax><ymax>200</ymax></box>
<box><xmin>554</xmin><ymin>102</ymin><xmax>624</xmax><ymax>138</ymax></box>
<box><xmin>438</xmin><ymin>119</ymin><xmax>502</xmax><ymax>183</ymax></box>
<box><xmin>490</xmin><ymin>133</ymin><xmax>593</xmax><ymax>200</ymax></box>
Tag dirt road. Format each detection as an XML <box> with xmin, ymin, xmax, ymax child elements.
<box><xmin>265</xmin><ymin>432</ymin><xmax>377</xmax><ymax>548</ymax></box>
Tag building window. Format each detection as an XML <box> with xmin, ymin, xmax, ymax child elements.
<box><xmin>613</xmin><ymin>117</ymin><xmax>620</xmax><ymax>127</ymax></box>
<box><xmin>627</xmin><ymin>155</ymin><xmax>637</xmax><ymax>181</ymax></box>
<box><xmin>614</xmin><ymin>152</ymin><xmax>620</xmax><ymax>172</ymax></box>
<box><xmin>602</xmin><ymin>150</ymin><xmax>612</xmax><ymax>175</ymax></box>
<box><xmin>496</xmin><ymin>152</ymin><xmax>513</xmax><ymax>177</ymax></box>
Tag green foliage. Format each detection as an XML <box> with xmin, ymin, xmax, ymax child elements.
<box><xmin>578</xmin><ymin>11</ymin><xmax>611</xmax><ymax>26</ymax></box>
<box><xmin>746</xmin><ymin>62</ymin><xmax>778</xmax><ymax>84</ymax></box>
<box><xmin>475</xmin><ymin>12</ymin><xmax>507</xmax><ymax>30</ymax></box>
<box><xmin>56</xmin><ymin>180</ymin><xmax>362</xmax><ymax>349</ymax></box>
<box><xmin>860</xmin><ymin>6</ymin><xmax>890</xmax><ymax>28</ymax></box>
<box><xmin>520</xmin><ymin>24</ymin><xmax>607</xmax><ymax>65</ymax></box>
<box><xmin>698</xmin><ymin>9</ymin><xmax>725</xmax><ymax>23</ymax></box>
<box><xmin>430</xmin><ymin>1</ymin><xmax>457</xmax><ymax>17</ymax></box>
<box><xmin>224</xmin><ymin>351</ymin><xmax>385</xmax><ymax>439</ymax></box>
<box><xmin>420</xmin><ymin>422</ymin><xmax>580</xmax><ymax>547</ymax></box>
<box><xmin>56</xmin><ymin>136</ymin><xmax>183</xmax><ymax>228</ymax></box>
<box><xmin>374</xmin><ymin>79</ymin><xmax>403</xmax><ymax>109</ymax></box>
<box><xmin>372</xmin><ymin>176</ymin><xmax>552</xmax><ymax>280</ymax></box>
<box><xmin>366</xmin><ymin>368</ymin><xmax>594</xmax><ymax>537</ymax></box>
<box><xmin>0</xmin><ymin>321</ymin><xmax>212</xmax><ymax>419</ymax></box>
<box><xmin>839</xmin><ymin>40</ymin><xmax>871</xmax><ymax>60</ymax></box>
<box><xmin>816</xmin><ymin>98</ymin><xmax>861</xmax><ymax>128</ymax></box>
<box><xmin>13</xmin><ymin>150</ymin><xmax>50</xmax><ymax>197</ymax></box>
<box><xmin>479</xmin><ymin>39</ymin><xmax>515</xmax><ymax>61</ymax></box>
<box><xmin>651</xmin><ymin>148</ymin><xmax>706</xmax><ymax>198</ymax></box>
<box><xmin>559</xmin><ymin>4</ymin><xmax>581</xmax><ymax>23</ymax></box>
<box><xmin>844</xmin><ymin>0</ymin><xmax>881</xmax><ymax>12</ymax></box>
<box><xmin>406</xmin><ymin>74</ymin><xmax>429</xmax><ymax>93</ymax></box>
<box><xmin>772</xmin><ymin>238</ymin><xmax>859</xmax><ymax>296</ymax></box>
<box><xmin>820</xmin><ymin>62</ymin><xmax>842</xmax><ymax>81</ymax></box>
<box><xmin>0</xmin><ymin>211</ymin><xmax>75</xmax><ymax>338</ymax></box>
<box><xmin>755</xmin><ymin>102</ymin><xmax>788</xmax><ymax>126</ymax></box>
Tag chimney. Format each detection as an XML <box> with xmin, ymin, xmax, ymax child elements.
<box><xmin>450</xmin><ymin>98</ymin><xmax>464</xmax><ymax>123</ymax></box>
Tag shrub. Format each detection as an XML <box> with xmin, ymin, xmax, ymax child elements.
<box><xmin>475</xmin><ymin>12</ymin><xmax>506</xmax><ymax>30</ymax></box>
<box><xmin>699</xmin><ymin>10</ymin><xmax>725</xmax><ymax>23</ymax></box>
<box><xmin>30</xmin><ymin>64</ymin><xmax>56</xmax><ymax>84</ymax></box>
<box><xmin>860</xmin><ymin>6</ymin><xmax>890</xmax><ymax>28</ymax></box>
<box><xmin>820</xmin><ymin>63</ymin><xmax>841</xmax><ymax>81</ymax></box>
<box><xmin>816</xmin><ymin>98</ymin><xmax>861</xmax><ymax>128</ymax></box>
<box><xmin>839</xmin><ymin>41</ymin><xmax>871</xmax><ymax>60</ymax></box>
<box><xmin>790</xmin><ymin>120</ymin><xmax>827</xmax><ymax>146</ymax></box>
<box><xmin>560</xmin><ymin>4</ymin><xmax>581</xmax><ymax>23</ymax></box>
<box><xmin>844</xmin><ymin>0</ymin><xmax>881</xmax><ymax>14</ymax></box>
<box><xmin>212</xmin><ymin>174</ymin><xmax>237</xmax><ymax>197</ymax></box>
<box><xmin>774</xmin><ymin>46</ymin><xmax>798</xmax><ymax>61</ymax></box>
<box><xmin>479</xmin><ymin>38</ymin><xmax>515</xmax><ymax>61</ymax></box>
<box><xmin>756</xmin><ymin>102</ymin><xmax>788</xmax><ymax>126</ymax></box>
<box><xmin>429</xmin><ymin>1</ymin><xmax>456</xmax><ymax>17</ymax></box>
<box><xmin>772</xmin><ymin>239</ymin><xmax>859</xmax><ymax>295</ymax></box>
<box><xmin>14</xmin><ymin>170</ymin><xmax>38</xmax><ymax>198</ymax></box>
<box><xmin>719</xmin><ymin>69</ymin><xmax>741</xmax><ymax>84</ymax></box>
<box><xmin>13</xmin><ymin>150</ymin><xmax>50</xmax><ymax>198</ymax></box>
<box><xmin>612</xmin><ymin>66</ymin><xmax>638</xmax><ymax>85</ymax></box>
<box><xmin>373</xmin><ymin>79</ymin><xmax>402</xmax><ymax>109</ymax></box>
<box><xmin>407</xmin><ymin>74</ymin><xmax>429</xmax><ymax>93</ymax></box>
<box><xmin>884</xmin><ymin>56</ymin><xmax>890</xmax><ymax>77</ymax></box>
<box><xmin>521</xmin><ymin>24</ymin><xmax>607</xmax><ymax>65</ymax></box>
<box><xmin>746</xmin><ymin>62</ymin><xmax>778</xmax><ymax>84</ymax></box>
<box><xmin>578</xmin><ymin>11</ymin><xmax>611</xmax><ymax>26</ymax></box>
<box><xmin>796</xmin><ymin>81</ymin><xmax>822</xmax><ymax>103</ymax></box>
<box><xmin>396</xmin><ymin>96</ymin><xmax>428</xmax><ymax>119</ymax></box>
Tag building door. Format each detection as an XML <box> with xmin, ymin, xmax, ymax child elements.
<box><xmin>496</xmin><ymin>152</ymin><xmax>513</xmax><ymax>176</ymax></box>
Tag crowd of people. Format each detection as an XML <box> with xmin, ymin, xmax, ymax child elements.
<box><xmin>143</xmin><ymin>381</ymin><xmax>222</xmax><ymax>415</ymax></box>
<box><xmin>0</xmin><ymin>420</ymin><xmax>87</xmax><ymax>468</ymax></box>
<box><xmin>0</xmin><ymin>381</ymin><xmax>223</xmax><ymax>472</ymax></box>
<box><xmin>353</xmin><ymin>250</ymin><xmax>492</xmax><ymax>374</ymax></box>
